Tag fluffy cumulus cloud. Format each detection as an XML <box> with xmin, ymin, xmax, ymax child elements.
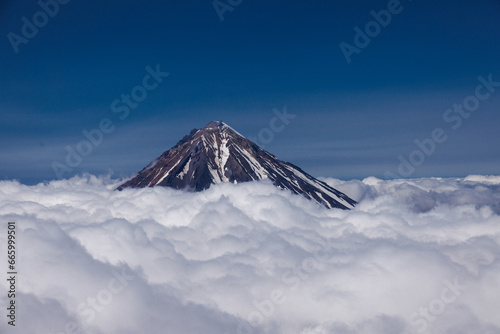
<box><xmin>0</xmin><ymin>174</ymin><xmax>499</xmax><ymax>334</ymax></box>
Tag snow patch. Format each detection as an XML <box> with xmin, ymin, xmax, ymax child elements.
<box><xmin>177</xmin><ymin>158</ymin><xmax>192</xmax><ymax>180</ymax></box>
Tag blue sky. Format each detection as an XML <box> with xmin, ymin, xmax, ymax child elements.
<box><xmin>1</xmin><ymin>0</ymin><xmax>499</xmax><ymax>184</ymax></box>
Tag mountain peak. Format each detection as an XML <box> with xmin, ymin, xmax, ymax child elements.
<box><xmin>204</xmin><ymin>120</ymin><xmax>225</xmax><ymax>128</ymax></box>
<box><xmin>118</xmin><ymin>122</ymin><xmax>356</xmax><ymax>209</ymax></box>
<box><xmin>201</xmin><ymin>121</ymin><xmax>243</xmax><ymax>137</ymax></box>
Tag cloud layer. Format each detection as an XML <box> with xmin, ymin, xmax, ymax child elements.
<box><xmin>1</xmin><ymin>174</ymin><xmax>499</xmax><ymax>334</ymax></box>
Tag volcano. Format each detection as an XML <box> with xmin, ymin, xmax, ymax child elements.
<box><xmin>118</xmin><ymin>121</ymin><xmax>356</xmax><ymax>209</ymax></box>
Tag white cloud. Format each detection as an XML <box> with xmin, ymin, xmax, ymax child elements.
<box><xmin>0</xmin><ymin>174</ymin><xmax>499</xmax><ymax>333</ymax></box>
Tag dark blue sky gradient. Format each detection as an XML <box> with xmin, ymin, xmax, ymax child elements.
<box><xmin>1</xmin><ymin>0</ymin><xmax>499</xmax><ymax>184</ymax></box>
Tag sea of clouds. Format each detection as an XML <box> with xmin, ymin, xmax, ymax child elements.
<box><xmin>0</xmin><ymin>174</ymin><xmax>499</xmax><ymax>334</ymax></box>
